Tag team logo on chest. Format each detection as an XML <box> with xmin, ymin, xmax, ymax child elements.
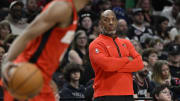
<box><xmin>122</xmin><ymin>44</ymin><xmax>126</xmax><ymax>47</ymax></box>
<box><xmin>95</xmin><ymin>48</ymin><xmax>99</xmax><ymax>53</ymax></box>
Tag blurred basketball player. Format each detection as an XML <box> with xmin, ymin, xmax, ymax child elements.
<box><xmin>1</xmin><ymin>0</ymin><xmax>90</xmax><ymax>100</ymax></box>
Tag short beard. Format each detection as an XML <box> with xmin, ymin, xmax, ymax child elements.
<box><xmin>11</xmin><ymin>14</ymin><xmax>22</xmax><ymax>21</ymax></box>
<box><xmin>117</xmin><ymin>30</ymin><xmax>128</xmax><ymax>35</ymax></box>
<box><xmin>102</xmin><ymin>27</ymin><xmax>117</xmax><ymax>38</ymax></box>
<box><xmin>138</xmin><ymin>71</ymin><xmax>148</xmax><ymax>78</ymax></box>
<box><xmin>135</xmin><ymin>21</ymin><xmax>143</xmax><ymax>26</ymax></box>
<box><xmin>71</xmin><ymin>78</ymin><xmax>79</xmax><ymax>82</ymax></box>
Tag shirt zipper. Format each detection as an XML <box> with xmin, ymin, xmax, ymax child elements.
<box><xmin>113</xmin><ymin>39</ymin><xmax>121</xmax><ymax>57</ymax></box>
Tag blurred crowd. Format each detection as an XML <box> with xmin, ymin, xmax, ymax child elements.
<box><xmin>0</xmin><ymin>0</ymin><xmax>180</xmax><ymax>101</ymax></box>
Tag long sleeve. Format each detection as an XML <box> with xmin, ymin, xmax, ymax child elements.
<box><xmin>118</xmin><ymin>40</ymin><xmax>144</xmax><ymax>72</ymax></box>
<box><xmin>89</xmin><ymin>42</ymin><xmax>129</xmax><ymax>72</ymax></box>
<box><xmin>89</xmin><ymin>35</ymin><xmax>136</xmax><ymax>98</ymax></box>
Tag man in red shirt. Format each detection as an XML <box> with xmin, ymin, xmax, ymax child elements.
<box><xmin>89</xmin><ymin>10</ymin><xmax>144</xmax><ymax>101</ymax></box>
<box><xmin>1</xmin><ymin>0</ymin><xmax>90</xmax><ymax>101</ymax></box>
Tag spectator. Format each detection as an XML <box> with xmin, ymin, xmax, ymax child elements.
<box><xmin>152</xmin><ymin>0</ymin><xmax>172</xmax><ymax>13</ymax></box>
<box><xmin>25</xmin><ymin>0</ymin><xmax>41</xmax><ymax>23</ymax></box>
<box><xmin>68</xmin><ymin>28</ymin><xmax>94</xmax><ymax>85</ymax></box>
<box><xmin>88</xmin><ymin>20</ymin><xmax>100</xmax><ymax>42</ymax></box>
<box><xmin>98</xmin><ymin>0</ymin><xmax>111</xmax><ymax>13</ymax></box>
<box><xmin>174</xmin><ymin>34</ymin><xmax>180</xmax><ymax>44</ymax></box>
<box><xmin>161</xmin><ymin>0</ymin><xmax>180</xmax><ymax>26</ymax></box>
<box><xmin>116</xmin><ymin>19</ymin><xmax>129</xmax><ymax>39</ymax></box>
<box><xmin>0</xmin><ymin>21</ymin><xmax>12</xmax><ymax>45</ymax></box>
<box><xmin>79</xmin><ymin>11</ymin><xmax>93</xmax><ymax>36</ymax></box>
<box><xmin>149</xmin><ymin>39</ymin><xmax>164</xmax><ymax>53</ymax></box>
<box><xmin>133</xmin><ymin>60</ymin><xmax>152</xmax><ymax>100</ymax></box>
<box><xmin>92</xmin><ymin>0</ymin><xmax>112</xmax><ymax>17</ymax></box>
<box><xmin>136</xmin><ymin>0</ymin><xmax>154</xmax><ymax>26</ymax></box>
<box><xmin>84</xmin><ymin>79</ymin><xmax>94</xmax><ymax>101</ymax></box>
<box><xmin>3</xmin><ymin>1</ymin><xmax>28</xmax><ymax>35</ymax></box>
<box><xmin>154</xmin><ymin>16</ymin><xmax>171</xmax><ymax>44</ymax></box>
<box><xmin>167</xmin><ymin>44</ymin><xmax>180</xmax><ymax>78</ymax></box>
<box><xmin>68</xmin><ymin>28</ymin><xmax>88</xmax><ymax>65</ymax></box>
<box><xmin>142</xmin><ymin>48</ymin><xmax>158</xmax><ymax>80</ymax></box>
<box><xmin>128</xmin><ymin>8</ymin><xmax>154</xmax><ymax>46</ymax></box>
<box><xmin>81</xmin><ymin>1</ymin><xmax>93</xmax><ymax>11</ymax></box>
<box><xmin>169</xmin><ymin>13</ymin><xmax>180</xmax><ymax>41</ymax></box>
<box><xmin>60</xmin><ymin>63</ymin><xmax>86</xmax><ymax>100</ymax></box>
<box><xmin>142</xmin><ymin>48</ymin><xmax>158</xmax><ymax>69</ymax></box>
<box><xmin>131</xmin><ymin>40</ymin><xmax>143</xmax><ymax>55</ymax></box>
<box><xmin>151</xmin><ymin>59</ymin><xmax>180</xmax><ymax>101</ymax></box>
<box><xmin>143</xmin><ymin>37</ymin><xmax>152</xmax><ymax>49</ymax></box>
<box><xmin>151</xmin><ymin>60</ymin><xmax>172</xmax><ymax>87</ymax></box>
<box><xmin>149</xmin><ymin>38</ymin><xmax>167</xmax><ymax>60</ymax></box>
<box><xmin>2</xmin><ymin>34</ymin><xmax>17</xmax><ymax>52</ymax></box>
<box><xmin>52</xmin><ymin>72</ymin><xmax>65</xmax><ymax>91</ymax></box>
<box><xmin>0</xmin><ymin>46</ymin><xmax>5</xmax><ymax>66</ymax></box>
<box><xmin>152</xmin><ymin>84</ymin><xmax>172</xmax><ymax>101</ymax></box>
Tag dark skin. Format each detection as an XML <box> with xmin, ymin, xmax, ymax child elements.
<box><xmin>172</xmin><ymin>4</ymin><xmax>180</xmax><ymax>19</ymax></box>
<box><xmin>100</xmin><ymin>10</ymin><xmax>133</xmax><ymax>61</ymax></box>
<box><xmin>2</xmin><ymin>0</ymin><xmax>90</xmax><ymax>84</ymax></box>
<box><xmin>100</xmin><ymin>10</ymin><xmax>118</xmax><ymax>39</ymax></box>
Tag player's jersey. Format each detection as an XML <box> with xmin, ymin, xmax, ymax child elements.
<box><xmin>12</xmin><ymin>0</ymin><xmax>77</xmax><ymax>98</ymax></box>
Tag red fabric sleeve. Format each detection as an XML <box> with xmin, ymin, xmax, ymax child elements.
<box><xmin>89</xmin><ymin>42</ymin><xmax>129</xmax><ymax>72</ymax></box>
<box><xmin>118</xmin><ymin>40</ymin><xmax>144</xmax><ymax>72</ymax></box>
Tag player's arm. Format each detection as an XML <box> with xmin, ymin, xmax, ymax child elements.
<box><xmin>118</xmin><ymin>40</ymin><xmax>144</xmax><ymax>72</ymax></box>
<box><xmin>1</xmin><ymin>1</ymin><xmax>72</xmax><ymax>80</ymax></box>
<box><xmin>89</xmin><ymin>42</ymin><xmax>130</xmax><ymax>72</ymax></box>
<box><xmin>5</xmin><ymin>1</ymin><xmax>72</xmax><ymax>62</ymax></box>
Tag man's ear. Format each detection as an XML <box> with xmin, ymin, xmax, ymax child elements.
<box><xmin>99</xmin><ymin>19</ymin><xmax>102</xmax><ymax>26</ymax></box>
<box><xmin>99</xmin><ymin>20</ymin><xmax>103</xmax><ymax>29</ymax></box>
<box><xmin>155</xmin><ymin>94</ymin><xmax>159</xmax><ymax>100</ymax></box>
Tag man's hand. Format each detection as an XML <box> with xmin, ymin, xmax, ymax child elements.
<box><xmin>1</xmin><ymin>62</ymin><xmax>17</xmax><ymax>88</ymax></box>
<box><xmin>128</xmin><ymin>56</ymin><xmax>133</xmax><ymax>61</ymax></box>
<box><xmin>164</xmin><ymin>79</ymin><xmax>171</xmax><ymax>86</ymax></box>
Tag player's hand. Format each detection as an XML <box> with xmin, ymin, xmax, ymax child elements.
<box><xmin>128</xmin><ymin>56</ymin><xmax>133</xmax><ymax>61</ymax></box>
<box><xmin>1</xmin><ymin>62</ymin><xmax>17</xmax><ymax>88</ymax></box>
<box><xmin>164</xmin><ymin>79</ymin><xmax>171</xmax><ymax>86</ymax></box>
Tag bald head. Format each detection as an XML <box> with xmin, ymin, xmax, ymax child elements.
<box><xmin>117</xmin><ymin>19</ymin><xmax>128</xmax><ymax>35</ymax></box>
<box><xmin>101</xmin><ymin>10</ymin><xmax>116</xmax><ymax>19</ymax></box>
<box><xmin>117</xmin><ymin>19</ymin><xmax>127</xmax><ymax>29</ymax></box>
<box><xmin>118</xmin><ymin>19</ymin><xmax>126</xmax><ymax>25</ymax></box>
<box><xmin>100</xmin><ymin>10</ymin><xmax>118</xmax><ymax>38</ymax></box>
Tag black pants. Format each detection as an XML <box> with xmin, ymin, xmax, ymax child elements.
<box><xmin>94</xmin><ymin>95</ymin><xmax>134</xmax><ymax>101</ymax></box>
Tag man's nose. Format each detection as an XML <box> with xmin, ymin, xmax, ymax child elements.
<box><xmin>109</xmin><ymin>20</ymin><xmax>113</xmax><ymax>24</ymax></box>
